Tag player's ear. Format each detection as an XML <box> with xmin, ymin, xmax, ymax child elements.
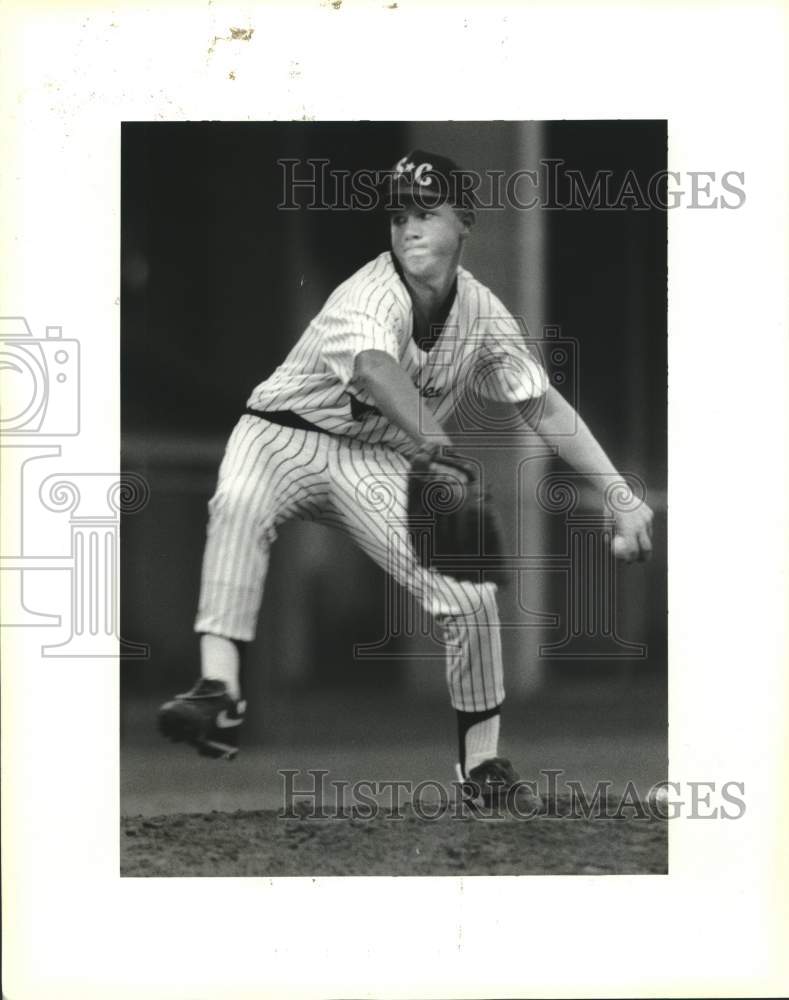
<box><xmin>457</xmin><ymin>207</ymin><xmax>475</xmax><ymax>236</ymax></box>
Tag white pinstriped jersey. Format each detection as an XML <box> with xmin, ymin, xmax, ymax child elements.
<box><xmin>246</xmin><ymin>251</ymin><xmax>547</xmax><ymax>452</ymax></box>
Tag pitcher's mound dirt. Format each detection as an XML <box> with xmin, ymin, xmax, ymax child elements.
<box><xmin>121</xmin><ymin>799</ymin><xmax>667</xmax><ymax>876</ymax></box>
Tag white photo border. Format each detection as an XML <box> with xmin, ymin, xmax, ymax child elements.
<box><xmin>1</xmin><ymin>1</ymin><xmax>787</xmax><ymax>998</ymax></box>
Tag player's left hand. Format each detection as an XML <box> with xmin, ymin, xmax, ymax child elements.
<box><xmin>611</xmin><ymin>500</ymin><xmax>654</xmax><ymax>563</ymax></box>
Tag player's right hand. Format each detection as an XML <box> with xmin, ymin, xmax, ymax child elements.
<box><xmin>612</xmin><ymin>502</ymin><xmax>654</xmax><ymax>563</ymax></box>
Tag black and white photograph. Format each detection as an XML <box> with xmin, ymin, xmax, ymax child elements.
<box><xmin>2</xmin><ymin>2</ymin><xmax>787</xmax><ymax>998</ymax></box>
<box><xmin>120</xmin><ymin>120</ymin><xmax>668</xmax><ymax>876</ymax></box>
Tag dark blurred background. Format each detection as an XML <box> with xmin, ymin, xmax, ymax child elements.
<box><xmin>121</xmin><ymin>123</ymin><xmax>666</xmax><ymax>812</ymax></box>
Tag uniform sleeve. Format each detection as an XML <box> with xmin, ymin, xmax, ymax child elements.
<box><xmin>474</xmin><ymin>308</ymin><xmax>549</xmax><ymax>403</ymax></box>
<box><xmin>319</xmin><ymin>300</ymin><xmax>402</xmax><ymax>389</ymax></box>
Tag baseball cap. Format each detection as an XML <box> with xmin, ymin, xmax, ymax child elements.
<box><xmin>379</xmin><ymin>149</ymin><xmax>476</xmax><ymax>210</ymax></box>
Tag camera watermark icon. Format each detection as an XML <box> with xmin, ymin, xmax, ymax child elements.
<box><xmin>346</xmin><ymin>321</ymin><xmax>577</xmax><ymax>447</ymax></box>
<box><xmin>415</xmin><ymin>322</ymin><xmax>579</xmax><ymax>447</ymax></box>
<box><xmin>0</xmin><ymin>317</ymin><xmax>80</xmax><ymax>435</ymax></box>
<box><xmin>0</xmin><ymin>315</ymin><xmax>148</xmax><ymax>656</ymax></box>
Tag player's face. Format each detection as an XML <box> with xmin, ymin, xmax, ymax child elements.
<box><xmin>389</xmin><ymin>202</ymin><xmax>470</xmax><ymax>281</ymax></box>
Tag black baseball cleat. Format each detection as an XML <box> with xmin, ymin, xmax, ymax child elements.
<box><xmin>157</xmin><ymin>678</ymin><xmax>246</xmax><ymax>760</ymax></box>
<box><xmin>455</xmin><ymin>757</ymin><xmax>544</xmax><ymax>814</ymax></box>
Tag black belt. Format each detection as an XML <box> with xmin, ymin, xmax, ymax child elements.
<box><xmin>244</xmin><ymin>408</ymin><xmax>328</xmax><ymax>434</ymax></box>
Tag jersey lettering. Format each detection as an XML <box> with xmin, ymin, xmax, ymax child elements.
<box><xmin>413</xmin><ymin>374</ymin><xmax>444</xmax><ymax>399</ymax></box>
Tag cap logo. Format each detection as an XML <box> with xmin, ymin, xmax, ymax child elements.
<box><xmin>394</xmin><ymin>156</ymin><xmax>435</xmax><ymax>187</ymax></box>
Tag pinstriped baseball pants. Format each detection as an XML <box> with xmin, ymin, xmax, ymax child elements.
<box><xmin>194</xmin><ymin>414</ymin><xmax>504</xmax><ymax>712</ymax></box>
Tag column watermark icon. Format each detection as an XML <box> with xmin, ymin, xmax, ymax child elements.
<box><xmin>0</xmin><ymin>316</ymin><xmax>149</xmax><ymax>657</ymax></box>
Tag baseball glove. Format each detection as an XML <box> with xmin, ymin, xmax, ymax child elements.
<box><xmin>407</xmin><ymin>446</ymin><xmax>508</xmax><ymax>587</ymax></box>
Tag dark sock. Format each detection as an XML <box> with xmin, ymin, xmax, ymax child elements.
<box><xmin>456</xmin><ymin>705</ymin><xmax>502</xmax><ymax>777</ymax></box>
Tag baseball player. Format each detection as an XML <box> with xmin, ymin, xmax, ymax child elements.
<box><xmin>158</xmin><ymin>150</ymin><xmax>654</xmax><ymax>804</ymax></box>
